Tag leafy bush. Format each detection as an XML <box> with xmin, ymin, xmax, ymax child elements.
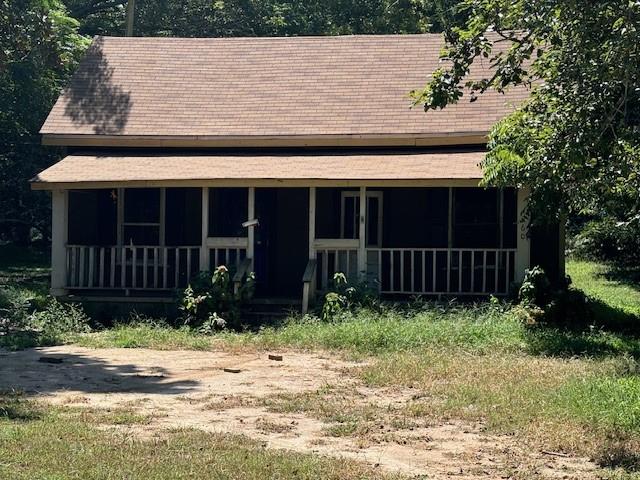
<box><xmin>0</xmin><ymin>293</ymin><xmax>91</xmax><ymax>348</ymax></box>
<box><xmin>321</xmin><ymin>273</ymin><xmax>379</xmax><ymax>321</ymax></box>
<box><xmin>31</xmin><ymin>300</ymin><xmax>91</xmax><ymax>344</ymax></box>
<box><xmin>179</xmin><ymin>265</ymin><xmax>255</xmax><ymax>331</ymax></box>
<box><xmin>570</xmin><ymin>216</ymin><xmax>640</xmax><ymax>265</ymax></box>
<box><xmin>517</xmin><ymin>266</ymin><xmax>595</xmax><ymax>329</ymax></box>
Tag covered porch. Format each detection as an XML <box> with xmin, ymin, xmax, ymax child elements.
<box><xmin>50</xmin><ymin>184</ymin><xmax>528</xmax><ymax>310</ymax></box>
<box><xmin>34</xmin><ymin>150</ymin><xmax>531</xmax><ymax>312</ymax></box>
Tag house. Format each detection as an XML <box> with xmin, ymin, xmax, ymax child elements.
<box><xmin>32</xmin><ymin>34</ymin><xmax>563</xmax><ymax>313</ymax></box>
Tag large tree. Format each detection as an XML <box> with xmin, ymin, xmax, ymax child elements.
<box><xmin>412</xmin><ymin>0</ymin><xmax>640</xmax><ymax>224</ymax></box>
<box><xmin>64</xmin><ymin>0</ymin><xmax>464</xmax><ymax>38</ymax></box>
<box><xmin>0</xmin><ymin>0</ymin><xmax>87</xmax><ymax>243</ymax></box>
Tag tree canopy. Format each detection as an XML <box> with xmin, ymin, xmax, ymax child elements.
<box><xmin>0</xmin><ymin>0</ymin><xmax>463</xmax><ymax>243</ymax></box>
<box><xmin>0</xmin><ymin>0</ymin><xmax>87</xmax><ymax>242</ymax></box>
<box><xmin>64</xmin><ymin>0</ymin><xmax>462</xmax><ymax>38</ymax></box>
<box><xmin>412</xmin><ymin>0</ymin><xmax>640</xmax><ymax>224</ymax></box>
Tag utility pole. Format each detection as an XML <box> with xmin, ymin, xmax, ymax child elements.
<box><xmin>125</xmin><ymin>0</ymin><xmax>136</xmax><ymax>36</ymax></box>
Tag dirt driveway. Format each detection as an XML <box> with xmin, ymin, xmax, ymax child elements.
<box><xmin>0</xmin><ymin>346</ymin><xmax>598</xmax><ymax>479</ymax></box>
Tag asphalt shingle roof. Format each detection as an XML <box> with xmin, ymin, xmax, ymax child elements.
<box><xmin>31</xmin><ymin>150</ymin><xmax>485</xmax><ymax>187</ymax></box>
<box><xmin>41</xmin><ymin>35</ymin><xmax>528</xmax><ymax>139</ymax></box>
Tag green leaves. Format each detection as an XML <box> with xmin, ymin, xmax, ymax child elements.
<box><xmin>417</xmin><ymin>0</ymin><xmax>640</xmax><ymax>224</ymax></box>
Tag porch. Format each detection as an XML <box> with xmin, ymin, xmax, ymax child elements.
<box><xmin>51</xmin><ymin>185</ymin><xmax>529</xmax><ymax>312</ymax></box>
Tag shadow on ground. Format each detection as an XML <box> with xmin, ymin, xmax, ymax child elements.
<box><xmin>0</xmin><ymin>349</ymin><xmax>198</xmax><ymax>396</ymax></box>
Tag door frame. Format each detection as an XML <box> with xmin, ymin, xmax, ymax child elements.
<box><xmin>340</xmin><ymin>190</ymin><xmax>383</xmax><ymax>247</ymax></box>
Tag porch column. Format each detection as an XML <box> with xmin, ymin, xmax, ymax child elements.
<box><xmin>247</xmin><ymin>187</ymin><xmax>255</xmax><ymax>266</ymax></box>
<box><xmin>50</xmin><ymin>189</ymin><xmax>68</xmax><ymax>296</ymax></box>
<box><xmin>515</xmin><ymin>188</ymin><xmax>531</xmax><ymax>283</ymax></box>
<box><xmin>308</xmin><ymin>187</ymin><xmax>316</xmax><ymax>259</ymax></box>
<box><xmin>358</xmin><ymin>186</ymin><xmax>367</xmax><ymax>277</ymax></box>
<box><xmin>199</xmin><ymin>187</ymin><xmax>209</xmax><ymax>271</ymax></box>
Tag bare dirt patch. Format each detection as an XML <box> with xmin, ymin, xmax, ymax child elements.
<box><xmin>0</xmin><ymin>346</ymin><xmax>598</xmax><ymax>479</ymax></box>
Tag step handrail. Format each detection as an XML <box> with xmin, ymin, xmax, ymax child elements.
<box><xmin>233</xmin><ymin>257</ymin><xmax>253</xmax><ymax>294</ymax></box>
<box><xmin>301</xmin><ymin>259</ymin><xmax>317</xmax><ymax>314</ymax></box>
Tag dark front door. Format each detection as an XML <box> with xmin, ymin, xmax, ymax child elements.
<box><xmin>254</xmin><ymin>188</ymin><xmax>309</xmax><ymax>297</ymax></box>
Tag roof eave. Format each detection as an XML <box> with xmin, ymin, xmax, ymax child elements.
<box><xmin>41</xmin><ymin>132</ymin><xmax>488</xmax><ymax>148</ymax></box>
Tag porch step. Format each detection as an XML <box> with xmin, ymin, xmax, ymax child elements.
<box><xmin>240</xmin><ymin>298</ymin><xmax>302</xmax><ymax>324</ymax></box>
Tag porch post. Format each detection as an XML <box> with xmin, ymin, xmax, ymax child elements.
<box><xmin>247</xmin><ymin>187</ymin><xmax>255</xmax><ymax>266</ymax></box>
<box><xmin>358</xmin><ymin>186</ymin><xmax>367</xmax><ymax>278</ymax></box>
<box><xmin>50</xmin><ymin>189</ymin><xmax>68</xmax><ymax>296</ymax></box>
<box><xmin>199</xmin><ymin>187</ymin><xmax>209</xmax><ymax>271</ymax></box>
<box><xmin>515</xmin><ymin>188</ymin><xmax>531</xmax><ymax>283</ymax></box>
<box><xmin>308</xmin><ymin>187</ymin><xmax>316</xmax><ymax>259</ymax></box>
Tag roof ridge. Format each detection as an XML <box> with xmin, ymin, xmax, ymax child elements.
<box><xmin>94</xmin><ymin>33</ymin><xmax>444</xmax><ymax>41</ymax></box>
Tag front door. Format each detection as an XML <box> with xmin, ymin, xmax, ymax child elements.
<box><xmin>254</xmin><ymin>188</ymin><xmax>309</xmax><ymax>297</ymax></box>
<box><xmin>340</xmin><ymin>191</ymin><xmax>383</xmax><ymax>247</ymax></box>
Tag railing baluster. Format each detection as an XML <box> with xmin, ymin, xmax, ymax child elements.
<box><xmin>378</xmin><ymin>249</ymin><xmax>382</xmax><ymax>293</ymax></box>
<box><xmin>121</xmin><ymin>246</ymin><xmax>127</xmax><ymax>288</ymax></box>
<box><xmin>482</xmin><ymin>251</ymin><xmax>487</xmax><ymax>293</ymax></box>
<box><xmin>322</xmin><ymin>250</ymin><xmax>329</xmax><ymax>290</ymax></box>
<box><xmin>446</xmin><ymin>249</ymin><xmax>451</xmax><ymax>293</ymax></box>
<box><xmin>153</xmin><ymin>247</ymin><xmax>159</xmax><ymax>288</ymax></box>
<box><xmin>69</xmin><ymin>247</ymin><xmax>76</xmax><ymax>287</ymax></box>
<box><xmin>110</xmin><ymin>247</ymin><xmax>115</xmax><ymax>287</ymax></box>
<box><xmin>88</xmin><ymin>247</ymin><xmax>95</xmax><ymax>288</ymax></box>
<box><xmin>505</xmin><ymin>250</ymin><xmax>510</xmax><ymax>294</ymax></box>
<box><xmin>132</xmin><ymin>247</ymin><xmax>137</xmax><ymax>288</ymax></box>
<box><xmin>421</xmin><ymin>251</ymin><xmax>425</xmax><ymax>293</ymax></box>
<box><xmin>458</xmin><ymin>250</ymin><xmax>462</xmax><ymax>293</ymax></box>
<box><xmin>174</xmin><ymin>248</ymin><xmax>180</xmax><ymax>288</ymax></box>
<box><xmin>432</xmin><ymin>250</ymin><xmax>436</xmax><ymax>293</ymax></box>
<box><xmin>390</xmin><ymin>250</ymin><xmax>395</xmax><ymax>292</ymax></box>
<box><xmin>79</xmin><ymin>247</ymin><xmax>86</xmax><ymax>287</ymax></box>
<box><xmin>410</xmin><ymin>250</ymin><xmax>415</xmax><ymax>293</ymax></box>
<box><xmin>346</xmin><ymin>249</ymin><xmax>351</xmax><ymax>281</ymax></box>
<box><xmin>98</xmin><ymin>248</ymin><xmax>105</xmax><ymax>288</ymax></box>
<box><xmin>143</xmin><ymin>247</ymin><xmax>148</xmax><ymax>289</ymax></box>
<box><xmin>470</xmin><ymin>251</ymin><xmax>475</xmax><ymax>293</ymax></box>
<box><xmin>163</xmin><ymin>247</ymin><xmax>168</xmax><ymax>288</ymax></box>
<box><xmin>494</xmin><ymin>251</ymin><xmax>499</xmax><ymax>294</ymax></box>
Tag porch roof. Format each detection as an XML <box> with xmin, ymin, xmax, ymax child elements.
<box><xmin>31</xmin><ymin>150</ymin><xmax>485</xmax><ymax>189</ymax></box>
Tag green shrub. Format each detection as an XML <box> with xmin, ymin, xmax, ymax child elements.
<box><xmin>321</xmin><ymin>272</ymin><xmax>379</xmax><ymax>321</ymax></box>
<box><xmin>0</xmin><ymin>290</ymin><xmax>91</xmax><ymax>348</ymax></box>
<box><xmin>571</xmin><ymin>216</ymin><xmax>640</xmax><ymax>265</ymax></box>
<box><xmin>179</xmin><ymin>265</ymin><xmax>255</xmax><ymax>331</ymax></box>
<box><xmin>26</xmin><ymin>300</ymin><xmax>91</xmax><ymax>346</ymax></box>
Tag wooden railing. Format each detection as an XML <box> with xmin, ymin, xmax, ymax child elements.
<box><xmin>206</xmin><ymin>237</ymin><xmax>248</xmax><ymax>271</ymax></box>
<box><xmin>232</xmin><ymin>257</ymin><xmax>253</xmax><ymax>294</ymax></box>
<box><xmin>65</xmin><ymin>245</ymin><xmax>199</xmax><ymax>291</ymax></box>
<box><xmin>301</xmin><ymin>259</ymin><xmax>317</xmax><ymax>314</ymax></box>
<box><xmin>313</xmin><ymin>239</ymin><xmax>359</xmax><ymax>291</ymax></box>
<box><xmin>366</xmin><ymin>248</ymin><xmax>517</xmax><ymax>295</ymax></box>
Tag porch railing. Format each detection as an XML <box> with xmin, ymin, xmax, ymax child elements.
<box><xmin>65</xmin><ymin>245</ymin><xmax>200</xmax><ymax>291</ymax></box>
<box><xmin>313</xmin><ymin>246</ymin><xmax>516</xmax><ymax>296</ymax></box>
<box><xmin>313</xmin><ymin>239</ymin><xmax>359</xmax><ymax>291</ymax></box>
<box><xmin>367</xmin><ymin>248</ymin><xmax>516</xmax><ymax>295</ymax></box>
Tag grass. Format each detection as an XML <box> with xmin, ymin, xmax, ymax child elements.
<box><xmin>568</xmin><ymin>260</ymin><xmax>640</xmax><ymax>319</ymax></box>
<box><xmin>0</xmin><ymin>395</ymin><xmax>396</xmax><ymax>480</ymax></box>
<box><xmin>70</xmin><ymin>323</ymin><xmax>217</xmax><ymax>350</ymax></box>
<box><xmin>3</xmin><ymin>247</ymin><xmax>640</xmax><ymax>477</ymax></box>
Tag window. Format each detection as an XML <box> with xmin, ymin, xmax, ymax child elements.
<box><xmin>121</xmin><ymin>188</ymin><xmax>162</xmax><ymax>246</ymax></box>
<box><xmin>340</xmin><ymin>191</ymin><xmax>383</xmax><ymax>247</ymax></box>
<box><xmin>453</xmin><ymin>188</ymin><xmax>499</xmax><ymax>248</ymax></box>
<box><xmin>68</xmin><ymin>189</ymin><xmax>117</xmax><ymax>245</ymax></box>
<box><xmin>208</xmin><ymin>188</ymin><xmax>248</xmax><ymax>237</ymax></box>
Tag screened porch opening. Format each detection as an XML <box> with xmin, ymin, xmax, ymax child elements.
<box><xmin>61</xmin><ymin>185</ymin><xmax>523</xmax><ymax>299</ymax></box>
<box><xmin>66</xmin><ymin>187</ymin><xmax>202</xmax><ymax>292</ymax></box>
<box><xmin>313</xmin><ymin>187</ymin><xmax>518</xmax><ymax>296</ymax></box>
